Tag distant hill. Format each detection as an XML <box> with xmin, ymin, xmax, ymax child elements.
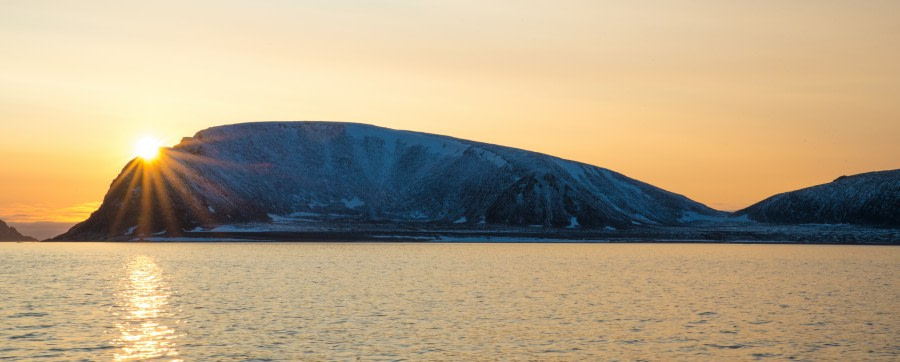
<box><xmin>54</xmin><ymin>121</ymin><xmax>722</xmax><ymax>241</ymax></box>
<box><xmin>736</xmin><ymin>169</ymin><xmax>900</xmax><ymax>227</ymax></box>
<box><xmin>0</xmin><ymin>220</ymin><xmax>37</xmax><ymax>241</ymax></box>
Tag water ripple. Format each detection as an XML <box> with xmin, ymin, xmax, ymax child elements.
<box><xmin>0</xmin><ymin>243</ymin><xmax>898</xmax><ymax>360</ymax></box>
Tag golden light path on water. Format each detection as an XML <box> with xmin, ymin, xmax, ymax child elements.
<box><xmin>114</xmin><ymin>255</ymin><xmax>181</xmax><ymax>361</ymax></box>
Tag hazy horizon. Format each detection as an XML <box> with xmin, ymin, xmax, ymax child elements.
<box><xmin>2</xmin><ymin>1</ymin><xmax>899</xmax><ymax>236</ymax></box>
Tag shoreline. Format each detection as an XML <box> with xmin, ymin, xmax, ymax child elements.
<box><xmin>33</xmin><ymin>224</ymin><xmax>900</xmax><ymax>245</ymax></box>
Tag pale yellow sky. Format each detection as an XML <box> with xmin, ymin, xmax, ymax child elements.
<box><xmin>1</xmin><ymin>1</ymin><xmax>899</xmax><ymax>237</ymax></box>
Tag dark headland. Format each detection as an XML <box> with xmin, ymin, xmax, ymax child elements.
<box><xmin>0</xmin><ymin>220</ymin><xmax>37</xmax><ymax>242</ymax></box>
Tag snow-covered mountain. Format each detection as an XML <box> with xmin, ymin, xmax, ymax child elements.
<box><xmin>736</xmin><ymin>169</ymin><xmax>900</xmax><ymax>227</ymax></box>
<box><xmin>55</xmin><ymin>122</ymin><xmax>723</xmax><ymax>240</ymax></box>
<box><xmin>0</xmin><ymin>219</ymin><xmax>36</xmax><ymax>241</ymax></box>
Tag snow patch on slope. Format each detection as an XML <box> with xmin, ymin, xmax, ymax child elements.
<box><xmin>341</xmin><ymin>197</ymin><xmax>365</xmax><ymax>209</ymax></box>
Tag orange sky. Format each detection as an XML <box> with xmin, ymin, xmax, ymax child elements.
<box><xmin>1</xmin><ymin>1</ymin><xmax>899</xmax><ymax>238</ymax></box>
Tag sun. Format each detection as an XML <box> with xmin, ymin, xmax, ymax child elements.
<box><xmin>134</xmin><ymin>136</ymin><xmax>162</xmax><ymax>161</ymax></box>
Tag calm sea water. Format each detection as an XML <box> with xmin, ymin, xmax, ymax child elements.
<box><xmin>1</xmin><ymin>243</ymin><xmax>898</xmax><ymax>360</ymax></box>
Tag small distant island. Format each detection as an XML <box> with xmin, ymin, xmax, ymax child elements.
<box><xmin>0</xmin><ymin>219</ymin><xmax>37</xmax><ymax>242</ymax></box>
<box><xmin>51</xmin><ymin>122</ymin><xmax>899</xmax><ymax>244</ymax></box>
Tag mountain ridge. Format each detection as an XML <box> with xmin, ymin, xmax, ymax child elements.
<box><xmin>735</xmin><ymin>169</ymin><xmax>900</xmax><ymax>227</ymax></box>
<box><xmin>51</xmin><ymin>122</ymin><xmax>898</xmax><ymax>242</ymax></box>
<box><xmin>54</xmin><ymin>121</ymin><xmax>722</xmax><ymax>240</ymax></box>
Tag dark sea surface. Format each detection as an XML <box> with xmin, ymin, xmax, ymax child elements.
<box><xmin>1</xmin><ymin>242</ymin><xmax>898</xmax><ymax>360</ymax></box>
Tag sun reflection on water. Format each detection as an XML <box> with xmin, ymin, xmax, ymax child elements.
<box><xmin>114</xmin><ymin>255</ymin><xmax>181</xmax><ymax>361</ymax></box>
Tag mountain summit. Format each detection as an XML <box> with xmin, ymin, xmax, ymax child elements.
<box><xmin>55</xmin><ymin>122</ymin><xmax>721</xmax><ymax>240</ymax></box>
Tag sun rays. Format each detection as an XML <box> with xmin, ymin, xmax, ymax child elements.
<box><xmin>107</xmin><ymin>147</ymin><xmax>235</xmax><ymax>239</ymax></box>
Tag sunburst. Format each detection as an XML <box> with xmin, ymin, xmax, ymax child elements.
<box><xmin>109</xmin><ymin>136</ymin><xmax>240</xmax><ymax>239</ymax></box>
<box><xmin>134</xmin><ymin>137</ymin><xmax>162</xmax><ymax>161</ymax></box>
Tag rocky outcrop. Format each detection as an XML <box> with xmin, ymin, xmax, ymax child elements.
<box><xmin>0</xmin><ymin>220</ymin><xmax>37</xmax><ymax>241</ymax></box>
